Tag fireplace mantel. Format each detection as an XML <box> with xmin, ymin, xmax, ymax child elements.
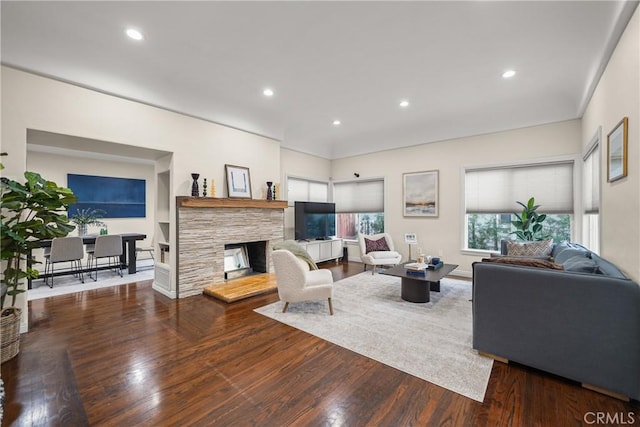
<box><xmin>177</xmin><ymin>197</ymin><xmax>288</xmax><ymax>209</ymax></box>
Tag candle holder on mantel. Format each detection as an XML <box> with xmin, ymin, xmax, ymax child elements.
<box><xmin>203</xmin><ymin>178</ymin><xmax>208</xmax><ymax>197</ymax></box>
<box><xmin>191</xmin><ymin>173</ymin><xmax>200</xmax><ymax>197</ymax></box>
<box><xmin>266</xmin><ymin>181</ymin><xmax>274</xmax><ymax>200</ymax></box>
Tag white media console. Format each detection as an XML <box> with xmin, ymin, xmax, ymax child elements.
<box><xmin>297</xmin><ymin>238</ymin><xmax>343</xmax><ymax>263</ymax></box>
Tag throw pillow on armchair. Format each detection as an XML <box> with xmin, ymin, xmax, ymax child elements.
<box><xmin>364</xmin><ymin>237</ymin><xmax>390</xmax><ymax>253</ymax></box>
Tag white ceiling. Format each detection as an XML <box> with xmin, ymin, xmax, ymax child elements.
<box><xmin>2</xmin><ymin>1</ymin><xmax>638</xmax><ymax>160</ymax></box>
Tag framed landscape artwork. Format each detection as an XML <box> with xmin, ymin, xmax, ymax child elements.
<box><xmin>403</xmin><ymin>170</ymin><xmax>439</xmax><ymax>217</ymax></box>
<box><xmin>607</xmin><ymin>117</ymin><xmax>628</xmax><ymax>183</ymax></box>
<box><xmin>225</xmin><ymin>164</ymin><xmax>252</xmax><ymax>198</ymax></box>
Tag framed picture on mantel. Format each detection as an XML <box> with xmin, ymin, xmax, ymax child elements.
<box><xmin>225</xmin><ymin>164</ymin><xmax>252</xmax><ymax>198</ymax></box>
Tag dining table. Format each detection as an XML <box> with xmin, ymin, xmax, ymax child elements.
<box><xmin>28</xmin><ymin>232</ymin><xmax>147</xmax><ymax>289</ymax></box>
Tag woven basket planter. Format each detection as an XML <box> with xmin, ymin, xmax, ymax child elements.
<box><xmin>1</xmin><ymin>307</ymin><xmax>22</xmax><ymax>363</ymax></box>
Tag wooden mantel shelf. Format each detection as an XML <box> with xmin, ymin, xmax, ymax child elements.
<box><xmin>177</xmin><ymin>197</ymin><xmax>288</xmax><ymax>209</ymax></box>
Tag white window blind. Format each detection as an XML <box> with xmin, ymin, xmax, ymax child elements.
<box><xmin>583</xmin><ymin>145</ymin><xmax>600</xmax><ymax>214</ymax></box>
<box><xmin>287</xmin><ymin>177</ymin><xmax>328</xmax><ymax>205</ymax></box>
<box><xmin>465</xmin><ymin>161</ymin><xmax>574</xmax><ymax>214</ymax></box>
<box><xmin>334</xmin><ymin>179</ymin><xmax>384</xmax><ymax>213</ymax></box>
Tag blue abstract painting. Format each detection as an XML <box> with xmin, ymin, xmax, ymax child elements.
<box><xmin>67</xmin><ymin>174</ymin><xmax>146</xmax><ymax>218</ymax></box>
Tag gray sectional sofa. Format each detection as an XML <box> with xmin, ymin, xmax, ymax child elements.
<box><xmin>472</xmin><ymin>241</ymin><xmax>640</xmax><ymax>400</ymax></box>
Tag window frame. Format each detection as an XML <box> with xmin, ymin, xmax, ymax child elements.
<box><xmin>332</xmin><ymin>176</ymin><xmax>387</xmax><ymax>242</ymax></box>
<box><xmin>461</xmin><ymin>155</ymin><xmax>579</xmax><ymax>255</ymax></box>
<box><xmin>582</xmin><ymin>127</ymin><xmax>601</xmax><ymax>253</ymax></box>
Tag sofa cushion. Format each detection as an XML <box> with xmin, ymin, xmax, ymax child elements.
<box><xmin>590</xmin><ymin>253</ymin><xmax>628</xmax><ymax>279</ymax></box>
<box><xmin>562</xmin><ymin>254</ymin><xmax>599</xmax><ymax>273</ymax></box>
<box><xmin>552</xmin><ymin>241</ymin><xmax>589</xmax><ymax>260</ymax></box>
<box><xmin>481</xmin><ymin>257</ymin><xmax>564</xmax><ymax>270</ymax></box>
<box><xmin>506</xmin><ymin>240</ymin><xmax>553</xmax><ymax>258</ymax></box>
<box><xmin>364</xmin><ymin>237</ymin><xmax>390</xmax><ymax>253</ymax></box>
<box><xmin>554</xmin><ymin>247</ymin><xmax>590</xmax><ymax>264</ymax></box>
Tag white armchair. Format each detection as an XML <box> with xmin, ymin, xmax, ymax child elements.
<box><xmin>271</xmin><ymin>249</ymin><xmax>334</xmax><ymax>315</ymax></box>
<box><xmin>358</xmin><ymin>232</ymin><xmax>402</xmax><ymax>274</ymax></box>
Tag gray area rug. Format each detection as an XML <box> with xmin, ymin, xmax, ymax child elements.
<box><xmin>254</xmin><ymin>272</ymin><xmax>493</xmax><ymax>402</ymax></box>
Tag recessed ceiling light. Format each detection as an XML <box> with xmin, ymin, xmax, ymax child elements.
<box><xmin>332</xmin><ymin>120</ymin><xmax>341</xmax><ymax>126</ymax></box>
<box><xmin>125</xmin><ymin>28</ymin><xmax>144</xmax><ymax>41</ymax></box>
<box><xmin>399</xmin><ymin>100</ymin><xmax>410</xmax><ymax>108</ymax></box>
<box><xmin>502</xmin><ymin>69</ymin><xmax>516</xmax><ymax>78</ymax></box>
<box><xmin>263</xmin><ymin>88</ymin><xmax>274</xmax><ymax>97</ymax></box>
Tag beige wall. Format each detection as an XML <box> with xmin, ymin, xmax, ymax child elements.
<box><xmin>582</xmin><ymin>6</ymin><xmax>640</xmax><ymax>281</ymax></box>
<box><xmin>332</xmin><ymin>120</ymin><xmax>582</xmax><ymax>277</ymax></box>
<box><xmin>280</xmin><ymin>148</ymin><xmax>331</xmax><ymax>182</ymax></box>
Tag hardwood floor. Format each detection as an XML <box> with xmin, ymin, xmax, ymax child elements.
<box><xmin>2</xmin><ymin>260</ymin><xmax>638</xmax><ymax>426</ymax></box>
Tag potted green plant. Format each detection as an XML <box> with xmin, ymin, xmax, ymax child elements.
<box><xmin>1</xmin><ymin>155</ymin><xmax>77</xmax><ymax>362</ymax></box>
<box><xmin>510</xmin><ymin>197</ymin><xmax>548</xmax><ymax>241</ymax></box>
<box><xmin>70</xmin><ymin>207</ymin><xmax>106</xmax><ymax>236</ymax></box>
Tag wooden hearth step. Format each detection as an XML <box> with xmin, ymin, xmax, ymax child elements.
<box><xmin>204</xmin><ymin>273</ymin><xmax>278</xmax><ymax>303</ymax></box>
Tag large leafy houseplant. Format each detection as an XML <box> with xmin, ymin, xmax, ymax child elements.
<box><xmin>1</xmin><ymin>169</ymin><xmax>77</xmax><ymax>309</ymax></box>
<box><xmin>510</xmin><ymin>197</ymin><xmax>548</xmax><ymax>241</ymax></box>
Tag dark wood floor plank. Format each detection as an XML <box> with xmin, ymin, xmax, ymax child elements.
<box><xmin>3</xmin><ymin>260</ymin><xmax>639</xmax><ymax>426</ymax></box>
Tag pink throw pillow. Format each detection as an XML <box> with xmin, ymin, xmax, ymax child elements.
<box><xmin>365</xmin><ymin>237</ymin><xmax>390</xmax><ymax>253</ymax></box>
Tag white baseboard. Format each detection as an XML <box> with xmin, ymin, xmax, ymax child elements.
<box><xmin>152</xmin><ymin>282</ymin><xmax>175</xmax><ymax>299</ymax></box>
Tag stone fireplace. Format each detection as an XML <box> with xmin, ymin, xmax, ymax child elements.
<box><xmin>176</xmin><ymin>197</ymin><xmax>287</xmax><ymax>298</ymax></box>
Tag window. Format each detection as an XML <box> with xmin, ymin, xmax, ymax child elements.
<box><xmin>286</xmin><ymin>177</ymin><xmax>329</xmax><ymax>204</ymax></box>
<box><xmin>285</xmin><ymin>177</ymin><xmax>330</xmax><ymax>240</ymax></box>
<box><xmin>334</xmin><ymin>179</ymin><xmax>384</xmax><ymax>240</ymax></box>
<box><xmin>465</xmin><ymin>161</ymin><xmax>574</xmax><ymax>251</ymax></box>
<box><xmin>583</xmin><ymin>131</ymin><xmax>600</xmax><ymax>253</ymax></box>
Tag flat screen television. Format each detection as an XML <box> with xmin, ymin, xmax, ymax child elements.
<box><xmin>294</xmin><ymin>201</ymin><xmax>336</xmax><ymax>241</ymax></box>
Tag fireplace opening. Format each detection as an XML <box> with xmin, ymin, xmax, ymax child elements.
<box><xmin>224</xmin><ymin>240</ymin><xmax>267</xmax><ymax>280</ymax></box>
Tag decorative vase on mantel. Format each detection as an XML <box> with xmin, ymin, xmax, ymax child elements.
<box><xmin>191</xmin><ymin>173</ymin><xmax>200</xmax><ymax>197</ymax></box>
<box><xmin>266</xmin><ymin>181</ymin><xmax>273</xmax><ymax>200</ymax></box>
